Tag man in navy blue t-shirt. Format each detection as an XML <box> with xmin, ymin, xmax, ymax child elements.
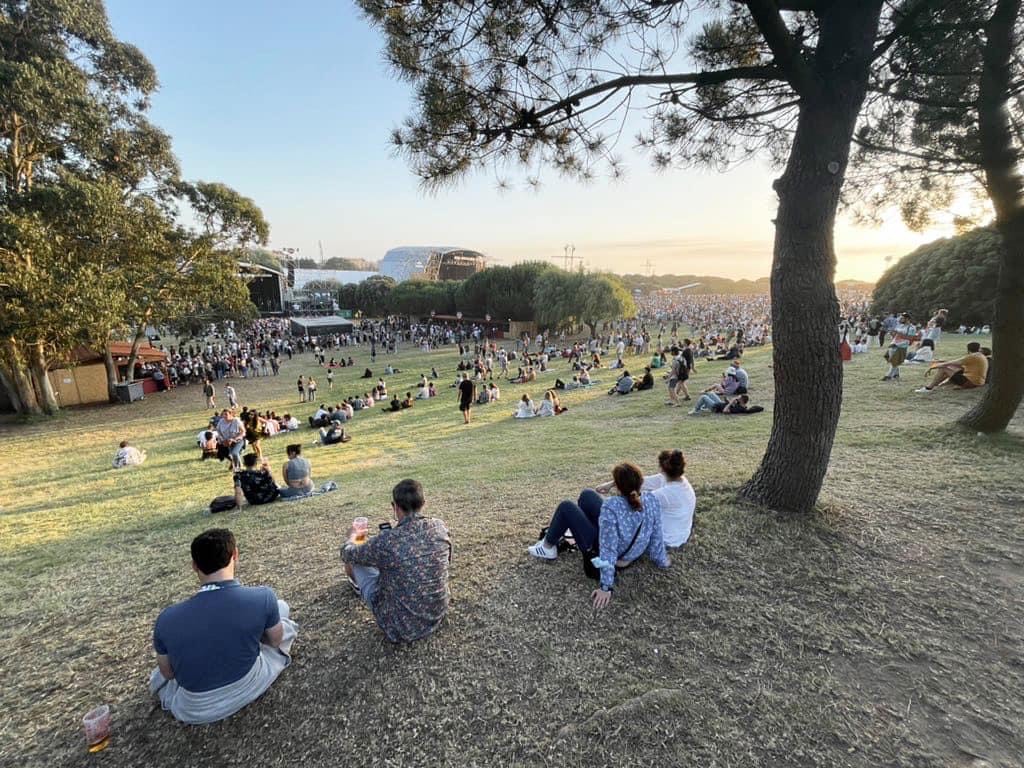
<box><xmin>149</xmin><ymin>529</ymin><xmax>298</xmax><ymax>724</ymax></box>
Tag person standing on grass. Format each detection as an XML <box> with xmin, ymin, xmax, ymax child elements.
<box><xmin>216</xmin><ymin>409</ymin><xmax>246</xmax><ymax>471</ymax></box>
<box><xmin>296</xmin><ymin>376</ymin><xmax>305</xmax><ymax>403</ymax></box>
<box><xmin>307</xmin><ymin>377</ymin><xmax>318</xmax><ymax>402</ymax></box>
<box><xmin>340</xmin><ymin>479</ymin><xmax>451</xmax><ymax>643</ymax></box>
<box><xmin>203</xmin><ymin>378</ymin><xmax>216</xmax><ymax>410</ymax></box>
<box><xmin>149</xmin><ymin>528</ymin><xmax>298</xmax><ymax>725</ymax></box>
<box><xmin>326</xmin><ymin>368</ymin><xmax>334</xmax><ymax>390</ymax></box>
<box><xmin>458</xmin><ymin>372</ymin><xmax>475</xmax><ymax>425</ymax></box>
<box><xmin>224</xmin><ymin>384</ymin><xmax>238</xmax><ymax>409</ymax></box>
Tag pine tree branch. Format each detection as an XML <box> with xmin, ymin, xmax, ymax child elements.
<box><xmin>742</xmin><ymin>0</ymin><xmax>820</xmax><ymax>97</ymax></box>
<box><xmin>872</xmin><ymin>0</ymin><xmax>941</xmax><ymax>62</ymax></box>
<box><xmin>530</xmin><ymin>66</ymin><xmax>782</xmax><ymax>123</ymax></box>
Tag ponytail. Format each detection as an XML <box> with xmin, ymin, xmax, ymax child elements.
<box><xmin>612</xmin><ymin>462</ymin><xmax>645</xmax><ymax>510</ymax></box>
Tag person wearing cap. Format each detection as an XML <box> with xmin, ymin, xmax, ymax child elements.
<box><xmin>883</xmin><ymin>313</ymin><xmax>918</xmax><ymax>381</ymax></box>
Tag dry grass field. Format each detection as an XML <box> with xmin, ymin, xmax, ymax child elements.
<box><xmin>1</xmin><ymin>335</ymin><xmax>1021</xmax><ymax>768</ymax></box>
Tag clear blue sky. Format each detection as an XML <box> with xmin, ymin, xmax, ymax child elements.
<box><xmin>105</xmin><ymin>0</ymin><xmax>949</xmax><ymax>280</ymax></box>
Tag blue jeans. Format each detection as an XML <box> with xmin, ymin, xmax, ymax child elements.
<box><xmin>693</xmin><ymin>393</ymin><xmax>723</xmax><ymax>413</ymax></box>
<box><xmin>227</xmin><ymin>439</ymin><xmax>246</xmax><ymax>467</ymax></box>
<box><xmin>351</xmin><ymin>564</ymin><xmax>380</xmax><ymax>606</ymax></box>
<box><xmin>278</xmin><ymin>484</ymin><xmax>312</xmax><ymax>499</ymax></box>
<box><xmin>543</xmin><ymin>490</ymin><xmax>603</xmax><ymax>550</ymax></box>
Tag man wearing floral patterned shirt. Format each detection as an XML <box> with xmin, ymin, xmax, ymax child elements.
<box><xmin>341</xmin><ymin>479</ymin><xmax>451</xmax><ymax>643</ymax></box>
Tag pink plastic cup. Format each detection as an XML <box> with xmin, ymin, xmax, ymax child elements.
<box><xmin>83</xmin><ymin>704</ymin><xmax>111</xmax><ymax>752</ymax></box>
<box><xmin>352</xmin><ymin>517</ymin><xmax>369</xmax><ymax>544</ymax></box>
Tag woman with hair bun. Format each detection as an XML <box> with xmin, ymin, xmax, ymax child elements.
<box><xmin>595</xmin><ymin>450</ymin><xmax>695</xmax><ymax>547</ymax></box>
<box><xmin>528</xmin><ymin>462</ymin><xmax>670</xmax><ymax>609</ymax></box>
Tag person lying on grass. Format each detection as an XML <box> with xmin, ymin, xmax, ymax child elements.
<box><xmin>150</xmin><ymin>528</ymin><xmax>298</xmax><ymax>725</ymax></box>
<box><xmin>528</xmin><ymin>462</ymin><xmax>670</xmax><ymax>609</ymax></box>
<box><xmin>594</xmin><ymin>450</ymin><xmax>695</xmax><ymax>548</ymax></box>
<box><xmin>340</xmin><ymin>479</ymin><xmax>451</xmax><ymax>643</ymax></box>
<box><xmin>690</xmin><ymin>392</ymin><xmax>764</xmax><ymax>415</ymax></box>
<box><xmin>915</xmin><ymin>341</ymin><xmax>990</xmax><ymax>393</ymax></box>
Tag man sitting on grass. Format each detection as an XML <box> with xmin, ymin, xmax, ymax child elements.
<box><xmin>610</xmin><ymin>370</ymin><xmax>635</xmax><ymax>395</ymax></box>
<box><xmin>233</xmin><ymin>453</ymin><xmax>280</xmax><ymax>506</ymax></box>
<box><xmin>916</xmin><ymin>341</ymin><xmax>990</xmax><ymax>393</ymax></box>
<box><xmin>319</xmin><ymin>422</ymin><xmax>352</xmax><ymax>445</ymax></box>
<box><xmin>340</xmin><ymin>479</ymin><xmax>451</xmax><ymax>643</ymax></box>
<box><xmin>149</xmin><ymin>528</ymin><xmax>298</xmax><ymax>724</ymax></box>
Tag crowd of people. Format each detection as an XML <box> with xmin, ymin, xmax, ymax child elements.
<box><xmin>125</xmin><ymin>292</ymin><xmax>996</xmax><ymax>728</ymax></box>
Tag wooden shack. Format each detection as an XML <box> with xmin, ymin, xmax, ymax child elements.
<box><xmin>48</xmin><ymin>342</ymin><xmax>168</xmax><ymax>407</ymax></box>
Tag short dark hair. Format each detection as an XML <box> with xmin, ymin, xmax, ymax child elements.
<box><xmin>392</xmin><ymin>479</ymin><xmax>425</xmax><ymax>514</ymax></box>
<box><xmin>243</xmin><ymin>453</ymin><xmax>259</xmax><ymax>468</ymax></box>
<box><xmin>967</xmin><ymin>341</ymin><xmax>981</xmax><ymax>353</ymax></box>
<box><xmin>286</xmin><ymin>443</ymin><xmax>302</xmax><ymax>456</ymax></box>
<box><xmin>191</xmin><ymin>529</ymin><xmax>236</xmax><ymax>575</ymax></box>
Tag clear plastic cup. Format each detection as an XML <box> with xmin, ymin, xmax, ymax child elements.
<box><xmin>352</xmin><ymin>517</ymin><xmax>369</xmax><ymax>544</ymax></box>
<box><xmin>83</xmin><ymin>704</ymin><xmax>111</xmax><ymax>753</ymax></box>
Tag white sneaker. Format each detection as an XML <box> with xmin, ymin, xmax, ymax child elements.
<box><xmin>915</xmin><ymin>387</ymin><xmax>933</xmax><ymax>393</ymax></box>
<box><xmin>528</xmin><ymin>540</ymin><xmax>558</xmax><ymax>560</ymax></box>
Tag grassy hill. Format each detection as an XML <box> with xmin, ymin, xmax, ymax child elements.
<box><xmin>1</xmin><ymin>337</ymin><xmax>1020</xmax><ymax>768</ymax></box>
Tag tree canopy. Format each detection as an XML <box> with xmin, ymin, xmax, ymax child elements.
<box><xmin>871</xmin><ymin>227</ymin><xmax>1001</xmax><ymax>326</ymax></box>
<box><xmin>0</xmin><ymin>0</ymin><xmax>267</xmax><ymax>414</ymax></box>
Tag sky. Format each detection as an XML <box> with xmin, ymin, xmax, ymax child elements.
<box><xmin>105</xmin><ymin>0</ymin><xmax>959</xmax><ymax>282</ymax></box>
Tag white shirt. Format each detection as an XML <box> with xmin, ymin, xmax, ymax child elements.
<box><xmin>514</xmin><ymin>400</ymin><xmax>536</xmax><ymax>418</ymax></box>
<box><xmin>642</xmin><ymin>474</ymin><xmax>696</xmax><ymax>547</ymax></box>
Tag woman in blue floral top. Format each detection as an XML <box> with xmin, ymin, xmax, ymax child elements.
<box><xmin>529</xmin><ymin>463</ymin><xmax>670</xmax><ymax>609</ymax></box>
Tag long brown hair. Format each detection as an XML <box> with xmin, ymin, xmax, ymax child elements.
<box><xmin>612</xmin><ymin>463</ymin><xmax>644</xmax><ymax>510</ymax></box>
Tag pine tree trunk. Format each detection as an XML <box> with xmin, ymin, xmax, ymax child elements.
<box><xmin>959</xmin><ymin>0</ymin><xmax>1024</xmax><ymax>432</ymax></box>
<box><xmin>2</xmin><ymin>339</ymin><xmax>42</xmax><ymax>415</ymax></box>
<box><xmin>740</xmin><ymin>1</ymin><xmax>884</xmax><ymax>513</ymax></box>
<box><xmin>29</xmin><ymin>342</ymin><xmax>60</xmax><ymax>415</ymax></box>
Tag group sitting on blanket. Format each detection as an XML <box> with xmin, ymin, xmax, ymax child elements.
<box><xmin>153</xmin><ymin>479</ymin><xmax>450</xmax><ymax>724</ymax></box>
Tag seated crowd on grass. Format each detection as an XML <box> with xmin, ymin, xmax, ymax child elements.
<box><xmin>133</xmin><ymin>296</ymin><xmax>990</xmax><ymax>726</ymax></box>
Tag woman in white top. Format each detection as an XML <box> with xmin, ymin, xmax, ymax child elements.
<box><xmin>514</xmin><ymin>394</ymin><xmax>536</xmax><ymax>418</ymax></box>
<box><xmin>536</xmin><ymin>391</ymin><xmax>556</xmax><ymax>417</ymax></box>
<box><xmin>906</xmin><ymin>338</ymin><xmax>935</xmax><ymax>364</ymax></box>
<box><xmin>597</xmin><ymin>449</ymin><xmax>695</xmax><ymax>547</ymax></box>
